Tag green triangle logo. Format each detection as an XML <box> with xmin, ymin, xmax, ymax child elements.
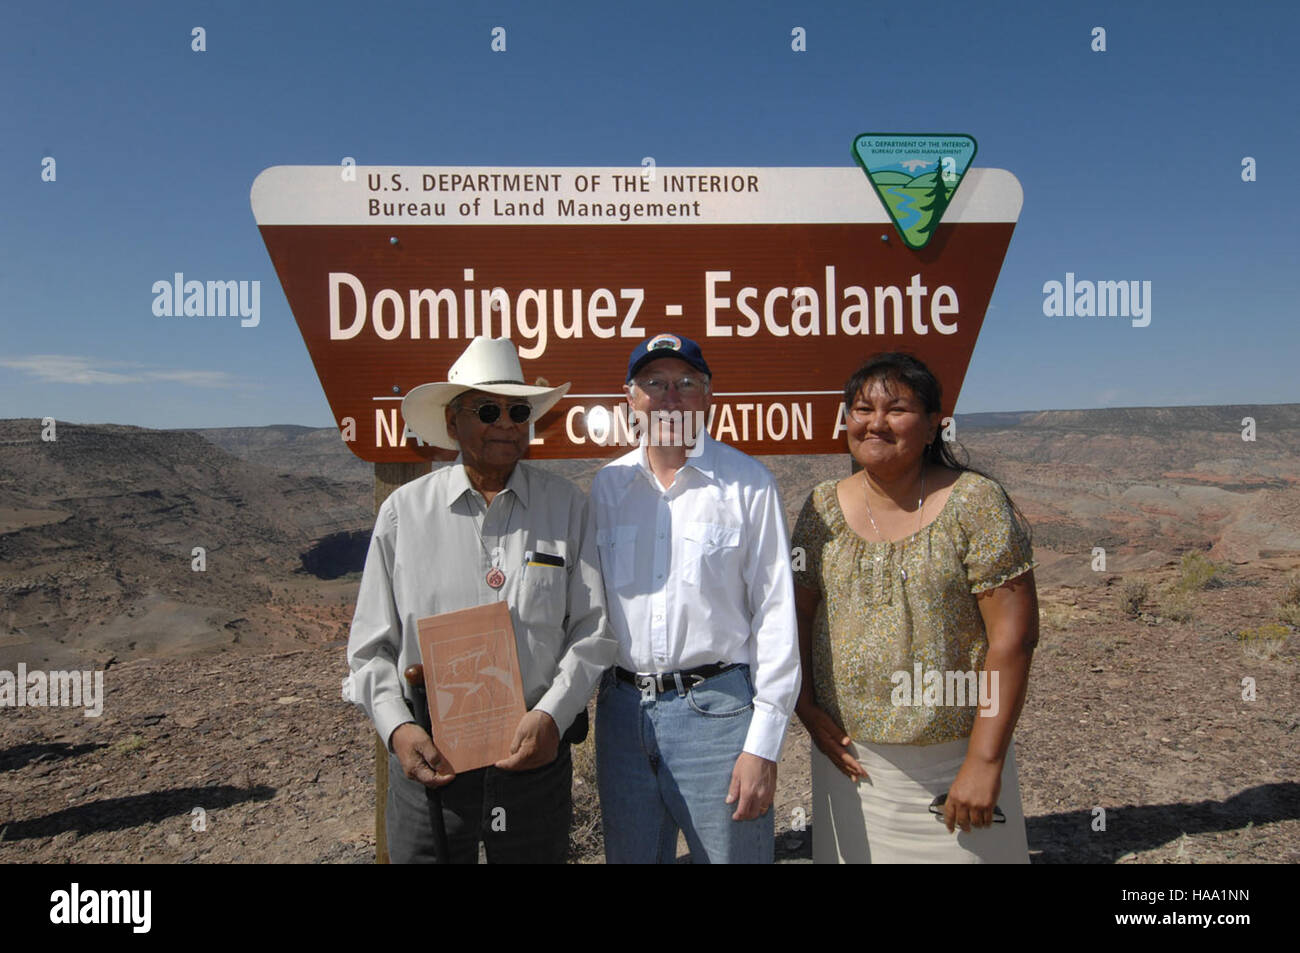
<box><xmin>851</xmin><ymin>133</ymin><xmax>978</xmax><ymax>249</ymax></box>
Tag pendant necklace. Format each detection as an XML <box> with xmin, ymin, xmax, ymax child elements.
<box><xmin>863</xmin><ymin>466</ymin><xmax>926</xmax><ymax>582</ymax></box>
<box><xmin>476</xmin><ymin>492</ymin><xmax>517</xmax><ymax>590</ymax></box>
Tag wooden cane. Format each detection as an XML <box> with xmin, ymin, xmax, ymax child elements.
<box><xmin>404</xmin><ymin>663</ymin><xmax>450</xmax><ymax>863</ymax></box>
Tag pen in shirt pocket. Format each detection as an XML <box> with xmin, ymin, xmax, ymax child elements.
<box><xmin>524</xmin><ymin>550</ymin><xmax>566</xmax><ymax>577</ymax></box>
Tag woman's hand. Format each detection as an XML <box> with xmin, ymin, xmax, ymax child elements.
<box><xmin>797</xmin><ymin>698</ymin><xmax>868</xmax><ymax>782</ymax></box>
<box><xmin>942</xmin><ymin>568</ymin><xmax>1038</xmax><ymax>833</ymax></box>
<box><xmin>793</xmin><ymin>583</ymin><xmax>866</xmax><ymax>781</ymax></box>
<box><xmin>942</xmin><ymin>756</ymin><xmax>1002</xmax><ymax>832</ymax></box>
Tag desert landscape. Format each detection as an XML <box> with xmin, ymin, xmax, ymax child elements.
<box><xmin>1</xmin><ymin>406</ymin><xmax>1297</xmax><ymax>863</ymax></box>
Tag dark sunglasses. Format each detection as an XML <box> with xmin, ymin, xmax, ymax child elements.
<box><xmin>928</xmin><ymin>793</ymin><xmax>1006</xmax><ymax>823</ymax></box>
<box><xmin>460</xmin><ymin>401</ymin><xmax>532</xmax><ymax>425</ymax></box>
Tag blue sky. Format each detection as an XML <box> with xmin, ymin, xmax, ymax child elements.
<box><xmin>2</xmin><ymin>0</ymin><xmax>1296</xmax><ymax>429</ymax></box>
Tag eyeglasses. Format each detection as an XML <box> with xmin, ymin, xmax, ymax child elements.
<box><xmin>634</xmin><ymin>375</ymin><xmax>707</xmax><ymax>397</ymax></box>
<box><xmin>458</xmin><ymin>401</ymin><xmax>532</xmax><ymax>425</ymax></box>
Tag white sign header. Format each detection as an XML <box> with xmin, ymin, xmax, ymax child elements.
<box><xmin>251</xmin><ymin>166</ymin><xmax>1023</xmax><ymax>226</ymax></box>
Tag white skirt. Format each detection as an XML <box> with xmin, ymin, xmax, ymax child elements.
<box><xmin>811</xmin><ymin>736</ymin><xmax>1030</xmax><ymax>863</ymax></box>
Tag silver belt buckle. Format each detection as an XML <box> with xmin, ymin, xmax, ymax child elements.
<box><xmin>635</xmin><ymin>672</ymin><xmax>664</xmax><ymax>694</ymax></box>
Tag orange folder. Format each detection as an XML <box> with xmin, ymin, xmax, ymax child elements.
<box><xmin>416</xmin><ymin>601</ymin><xmax>527</xmax><ymax>773</ymax></box>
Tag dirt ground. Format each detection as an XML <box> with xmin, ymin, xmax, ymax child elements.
<box><xmin>1</xmin><ymin>559</ymin><xmax>1296</xmax><ymax>864</ymax></box>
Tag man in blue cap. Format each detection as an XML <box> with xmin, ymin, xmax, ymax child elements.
<box><xmin>590</xmin><ymin>332</ymin><xmax>800</xmax><ymax>863</ymax></box>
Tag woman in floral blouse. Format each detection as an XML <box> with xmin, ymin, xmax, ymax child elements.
<box><xmin>792</xmin><ymin>353</ymin><xmax>1039</xmax><ymax>863</ymax></box>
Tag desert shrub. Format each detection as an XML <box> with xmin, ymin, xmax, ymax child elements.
<box><xmin>1238</xmin><ymin>623</ymin><xmax>1289</xmax><ymax>660</ymax></box>
<box><xmin>1119</xmin><ymin>581</ymin><xmax>1148</xmax><ymax>617</ymax></box>
<box><xmin>1281</xmin><ymin>572</ymin><xmax>1300</xmax><ymax>606</ymax></box>
<box><xmin>1278</xmin><ymin>603</ymin><xmax>1300</xmax><ymax>627</ymax></box>
<box><xmin>1175</xmin><ymin>552</ymin><xmax>1220</xmax><ymax>592</ymax></box>
<box><xmin>1038</xmin><ymin>602</ymin><xmax>1076</xmax><ymax>633</ymax></box>
<box><xmin>1238</xmin><ymin>622</ymin><xmax>1289</xmax><ymax>643</ymax></box>
<box><xmin>1160</xmin><ymin>590</ymin><xmax>1195</xmax><ymax>623</ymax></box>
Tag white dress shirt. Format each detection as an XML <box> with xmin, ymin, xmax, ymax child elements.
<box><xmin>590</xmin><ymin>433</ymin><xmax>800</xmax><ymax>762</ymax></box>
<box><xmin>347</xmin><ymin>461</ymin><xmax>617</xmax><ymax>751</ymax></box>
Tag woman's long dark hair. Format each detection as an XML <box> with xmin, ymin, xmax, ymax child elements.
<box><xmin>843</xmin><ymin>352</ymin><xmax>1032</xmax><ymax>542</ymax></box>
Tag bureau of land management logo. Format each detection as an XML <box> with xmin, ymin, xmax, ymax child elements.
<box><xmin>852</xmin><ymin>133</ymin><xmax>978</xmax><ymax>249</ymax></box>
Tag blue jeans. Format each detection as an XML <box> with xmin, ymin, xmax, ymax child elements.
<box><xmin>595</xmin><ymin>664</ymin><xmax>774</xmax><ymax>864</ymax></box>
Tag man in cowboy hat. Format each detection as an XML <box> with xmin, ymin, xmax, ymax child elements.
<box><xmin>590</xmin><ymin>332</ymin><xmax>800</xmax><ymax>864</ymax></box>
<box><xmin>346</xmin><ymin>336</ymin><xmax>616</xmax><ymax>864</ymax></box>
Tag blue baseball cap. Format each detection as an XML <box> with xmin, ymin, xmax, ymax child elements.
<box><xmin>626</xmin><ymin>332</ymin><xmax>712</xmax><ymax>382</ymax></box>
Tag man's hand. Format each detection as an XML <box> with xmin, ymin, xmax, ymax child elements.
<box><xmin>390</xmin><ymin>722</ymin><xmax>456</xmax><ymax>789</ymax></box>
<box><xmin>495</xmin><ymin>709</ymin><xmax>560</xmax><ymax>771</ymax></box>
<box><xmin>725</xmin><ymin>752</ymin><xmax>777</xmax><ymax>821</ymax></box>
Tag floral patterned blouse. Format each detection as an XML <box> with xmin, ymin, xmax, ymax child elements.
<box><xmin>791</xmin><ymin>470</ymin><xmax>1034</xmax><ymax>745</ymax></box>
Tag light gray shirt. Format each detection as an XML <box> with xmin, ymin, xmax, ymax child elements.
<box><xmin>346</xmin><ymin>461</ymin><xmax>616</xmax><ymax>750</ymax></box>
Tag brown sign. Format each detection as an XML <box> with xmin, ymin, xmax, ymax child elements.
<box><xmin>251</xmin><ymin>166</ymin><xmax>1021</xmax><ymax>461</ymax></box>
<box><xmin>417</xmin><ymin>601</ymin><xmax>526</xmax><ymax>774</ymax></box>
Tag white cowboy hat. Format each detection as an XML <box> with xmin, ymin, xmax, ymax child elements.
<box><xmin>401</xmin><ymin>336</ymin><xmax>570</xmax><ymax>450</ymax></box>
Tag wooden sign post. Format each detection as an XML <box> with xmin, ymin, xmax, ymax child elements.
<box><xmin>371</xmin><ymin>460</ymin><xmax>429</xmax><ymax>864</ymax></box>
